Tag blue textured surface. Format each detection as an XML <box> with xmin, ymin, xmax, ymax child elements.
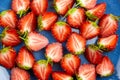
<box><xmin>0</xmin><ymin>0</ymin><xmax>120</xmax><ymax>80</ymax></box>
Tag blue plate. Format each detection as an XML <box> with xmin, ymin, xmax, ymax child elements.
<box><xmin>0</xmin><ymin>0</ymin><xmax>120</xmax><ymax>80</ymax></box>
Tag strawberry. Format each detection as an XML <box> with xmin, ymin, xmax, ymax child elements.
<box><xmin>99</xmin><ymin>14</ymin><xmax>118</xmax><ymax>37</ymax></box>
<box><xmin>86</xmin><ymin>3</ymin><xmax>106</xmax><ymax>20</ymax></box>
<box><xmin>51</xmin><ymin>21</ymin><xmax>72</xmax><ymax>42</ymax></box>
<box><xmin>97</xmin><ymin>34</ymin><xmax>118</xmax><ymax>51</ymax></box>
<box><xmin>38</xmin><ymin>12</ymin><xmax>58</xmax><ymax>31</ymax></box>
<box><xmin>53</xmin><ymin>0</ymin><xmax>75</xmax><ymax>15</ymax></box>
<box><xmin>0</xmin><ymin>47</ymin><xmax>16</xmax><ymax>69</ymax></box>
<box><xmin>96</xmin><ymin>56</ymin><xmax>114</xmax><ymax>77</ymax></box>
<box><xmin>33</xmin><ymin>60</ymin><xmax>52</xmax><ymax>80</ymax></box>
<box><xmin>16</xmin><ymin>46</ymin><xmax>35</xmax><ymax>70</ymax></box>
<box><xmin>85</xmin><ymin>44</ymin><xmax>103</xmax><ymax>64</ymax></box>
<box><xmin>66</xmin><ymin>8</ymin><xmax>85</xmax><ymax>28</ymax></box>
<box><xmin>1</xmin><ymin>28</ymin><xmax>21</xmax><ymax>47</ymax></box>
<box><xmin>61</xmin><ymin>53</ymin><xmax>81</xmax><ymax>75</ymax></box>
<box><xmin>52</xmin><ymin>71</ymin><xmax>73</xmax><ymax>80</ymax></box>
<box><xmin>31</xmin><ymin>0</ymin><xmax>48</xmax><ymax>16</ymax></box>
<box><xmin>80</xmin><ymin>20</ymin><xmax>100</xmax><ymax>40</ymax></box>
<box><xmin>18</xmin><ymin>12</ymin><xmax>37</xmax><ymax>34</ymax></box>
<box><xmin>66</xmin><ymin>32</ymin><xmax>86</xmax><ymax>55</ymax></box>
<box><xmin>76</xmin><ymin>64</ymin><xmax>96</xmax><ymax>80</ymax></box>
<box><xmin>11</xmin><ymin>67</ymin><xmax>30</xmax><ymax>80</ymax></box>
<box><xmin>11</xmin><ymin>0</ymin><xmax>30</xmax><ymax>17</ymax></box>
<box><xmin>45</xmin><ymin>42</ymin><xmax>63</xmax><ymax>63</ymax></box>
<box><xmin>0</xmin><ymin>10</ymin><xmax>18</xmax><ymax>28</ymax></box>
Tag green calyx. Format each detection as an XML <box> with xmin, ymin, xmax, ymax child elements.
<box><xmin>74</xmin><ymin>49</ymin><xmax>85</xmax><ymax>55</ymax></box>
<box><xmin>53</xmin><ymin>0</ymin><xmax>59</xmax><ymax>13</ymax></box>
<box><xmin>0</xmin><ymin>47</ymin><xmax>11</xmax><ymax>54</ymax></box>
<box><xmin>56</xmin><ymin>21</ymin><xmax>66</xmax><ymax>26</ymax></box>
<box><xmin>17</xmin><ymin>63</ymin><xmax>31</xmax><ymax>70</ymax></box>
<box><xmin>110</xmin><ymin>14</ymin><xmax>119</xmax><ymax>21</ymax></box>
<box><xmin>67</xmin><ymin>8</ymin><xmax>77</xmax><ymax>15</ymax></box>
<box><xmin>46</xmin><ymin>55</ymin><xmax>53</xmax><ymax>66</ymax></box>
<box><xmin>37</xmin><ymin>60</ymin><xmax>48</xmax><ymax>65</ymax></box>
<box><xmin>97</xmin><ymin>43</ymin><xmax>109</xmax><ymax>52</ymax></box>
<box><xmin>101</xmin><ymin>72</ymin><xmax>113</xmax><ymax>77</ymax></box>
<box><xmin>64</xmin><ymin>53</ymin><xmax>73</xmax><ymax>58</ymax></box>
<box><xmin>76</xmin><ymin>0</ymin><xmax>84</xmax><ymax>8</ymax></box>
<box><xmin>88</xmin><ymin>44</ymin><xmax>99</xmax><ymax>50</ymax></box>
<box><xmin>0</xmin><ymin>10</ymin><xmax>8</xmax><ymax>16</ymax></box>
<box><xmin>86</xmin><ymin>11</ymin><xmax>98</xmax><ymax>21</ymax></box>
<box><xmin>17</xmin><ymin>9</ymin><xmax>28</xmax><ymax>17</ymax></box>
<box><xmin>37</xmin><ymin>15</ymin><xmax>43</xmax><ymax>31</ymax></box>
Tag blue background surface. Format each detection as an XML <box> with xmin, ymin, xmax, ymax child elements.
<box><xmin>0</xmin><ymin>0</ymin><xmax>120</xmax><ymax>80</ymax></box>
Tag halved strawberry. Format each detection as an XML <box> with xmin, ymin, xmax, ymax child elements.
<box><xmin>31</xmin><ymin>0</ymin><xmax>48</xmax><ymax>16</ymax></box>
<box><xmin>76</xmin><ymin>64</ymin><xmax>96</xmax><ymax>80</ymax></box>
<box><xmin>51</xmin><ymin>21</ymin><xmax>72</xmax><ymax>42</ymax></box>
<box><xmin>0</xmin><ymin>10</ymin><xmax>18</xmax><ymax>28</ymax></box>
<box><xmin>45</xmin><ymin>42</ymin><xmax>63</xmax><ymax>63</ymax></box>
<box><xmin>1</xmin><ymin>28</ymin><xmax>21</xmax><ymax>47</ymax></box>
<box><xmin>16</xmin><ymin>46</ymin><xmax>35</xmax><ymax>70</ymax></box>
<box><xmin>86</xmin><ymin>3</ymin><xmax>106</xmax><ymax>20</ymax></box>
<box><xmin>11</xmin><ymin>0</ymin><xmax>30</xmax><ymax>17</ymax></box>
<box><xmin>11</xmin><ymin>67</ymin><xmax>30</xmax><ymax>80</ymax></box>
<box><xmin>99</xmin><ymin>14</ymin><xmax>118</xmax><ymax>37</ymax></box>
<box><xmin>96</xmin><ymin>56</ymin><xmax>114</xmax><ymax>77</ymax></box>
<box><xmin>97</xmin><ymin>34</ymin><xmax>118</xmax><ymax>51</ymax></box>
<box><xmin>85</xmin><ymin>44</ymin><xmax>103</xmax><ymax>64</ymax></box>
<box><xmin>66</xmin><ymin>32</ymin><xmax>86</xmax><ymax>55</ymax></box>
<box><xmin>52</xmin><ymin>71</ymin><xmax>73</xmax><ymax>80</ymax></box>
<box><xmin>38</xmin><ymin>12</ymin><xmax>58</xmax><ymax>31</ymax></box>
<box><xmin>0</xmin><ymin>47</ymin><xmax>16</xmax><ymax>69</ymax></box>
<box><xmin>66</xmin><ymin>8</ymin><xmax>85</xmax><ymax>28</ymax></box>
<box><xmin>80</xmin><ymin>20</ymin><xmax>100</xmax><ymax>40</ymax></box>
<box><xmin>53</xmin><ymin>0</ymin><xmax>75</xmax><ymax>15</ymax></box>
<box><xmin>18</xmin><ymin>12</ymin><xmax>37</xmax><ymax>34</ymax></box>
<box><xmin>33</xmin><ymin>60</ymin><xmax>52</xmax><ymax>80</ymax></box>
<box><xmin>61</xmin><ymin>53</ymin><xmax>81</xmax><ymax>75</ymax></box>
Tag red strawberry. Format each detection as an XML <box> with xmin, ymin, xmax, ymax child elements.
<box><xmin>77</xmin><ymin>64</ymin><xmax>96</xmax><ymax>80</ymax></box>
<box><xmin>61</xmin><ymin>53</ymin><xmax>81</xmax><ymax>75</ymax></box>
<box><xmin>80</xmin><ymin>20</ymin><xmax>100</xmax><ymax>40</ymax></box>
<box><xmin>86</xmin><ymin>3</ymin><xmax>106</xmax><ymax>20</ymax></box>
<box><xmin>31</xmin><ymin>0</ymin><xmax>48</xmax><ymax>16</ymax></box>
<box><xmin>85</xmin><ymin>44</ymin><xmax>103</xmax><ymax>64</ymax></box>
<box><xmin>11</xmin><ymin>67</ymin><xmax>30</xmax><ymax>80</ymax></box>
<box><xmin>11</xmin><ymin>0</ymin><xmax>30</xmax><ymax>17</ymax></box>
<box><xmin>38</xmin><ymin>12</ymin><xmax>58</xmax><ymax>31</ymax></box>
<box><xmin>33</xmin><ymin>60</ymin><xmax>52</xmax><ymax>80</ymax></box>
<box><xmin>66</xmin><ymin>8</ymin><xmax>85</xmax><ymax>28</ymax></box>
<box><xmin>53</xmin><ymin>0</ymin><xmax>75</xmax><ymax>15</ymax></box>
<box><xmin>16</xmin><ymin>46</ymin><xmax>35</xmax><ymax>70</ymax></box>
<box><xmin>66</xmin><ymin>32</ymin><xmax>86</xmax><ymax>55</ymax></box>
<box><xmin>97</xmin><ymin>34</ymin><xmax>118</xmax><ymax>51</ymax></box>
<box><xmin>45</xmin><ymin>42</ymin><xmax>63</xmax><ymax>63</ymax></box>
<box><xmin>1</xmin><ymin>28</ymin><xmax>21</xmax><ymax>47</ymax></box>
<box><xmin>52</xmin><ymin>71</ymin><xmax>73</xmax><ymax>80</ymax></box>
<box><xmin>18</xmin><ymin>12</ymin><xmax>36</xmax><ymax>34</ymax></box>
<box><xmin>0</xmin><ymin>10</ymin><xmax>18</xmax><ymax>28</ymax></box>
<box><xmin>99</xmin><ymin>14</ymin><xmax>118</xmax><ymax>37</ymax></box>
<box><xmin>51</xmin><ymin>21</ymin><xmax>72</xmax><ymax>42</ymax></box>
<box><xmin>96</xmin><ymin>56</ymin><xmax>114</xmax><ymax>77</ymax></box>
<box><xmin>0</xmin><ymin>47</ymin><xmax>16</xmax><ymax>69</ymax></box>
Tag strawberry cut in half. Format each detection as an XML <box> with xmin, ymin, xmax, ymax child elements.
<box><xmin>96</xmin><ymin>56</ymin><xmax>114</xmax><ymax>77</ymax></box>
<box><xmin>51</xmin><ymin>21</ymin><xmax>72</xmax><ymax>42</ymax></box>
<box><xmin>45</xmin><ymin>42</ymin><xmax>63</xmax><ymax>63</ymax></box>
<box><xmin>66</xmin><ymin>32</ymin><xmax>86</xmax><ymax>55</ymax></box>
<box><xmin>16</xmin><ymin>46</ymin><xmax>35</xmax><ymax>70</ymax></box>
<box><xmin>0</xmin><ymin>47</ymin><xmax>16</xmax><ymax>69</ymax></box>
<box><xmin>33</xmin><ymin>60</ymin><xmax>52</xmax><ymax>80</ymax></box>
<box><xmin>31</xmin><ymin>0</ymin><xmax>48</xmax><ymax>16</ymax></box>
<box><xmin>0</xmin><ymin>10</ymin><xmax>18</xmax><ymax>28</ymax></box>
<box><xmin>61</xmin><ymin>53</ymin><xmax>81</xmax><ymax>75</ymax></box>
<box><xmin>38</xmin><ymin>12</ymin><xmax>58</xmax><ymax>31</ymax></box>
<box><xmin>66</xmin><ymin>8</ymin><xmax>86</xmax><ymax>28</ymax></box>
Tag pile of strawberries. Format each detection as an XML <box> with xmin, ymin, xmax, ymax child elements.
<box><xmin>0</xmin><ymin>0</ymin><xmax>119</xmax><ymax>80</ymax></box>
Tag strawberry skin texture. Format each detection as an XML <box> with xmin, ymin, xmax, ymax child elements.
<box><xmin>99</xmin><ymin>14</ymin><xmax>118</xmax><ymax>38</ymax></box>
<box><xmin>11</xmin><ymin>67</ymin><xmax>30</xmax><ymax>80</ymax></box>
<box><xmin>16</xmin><ymin>46</ymin><xmax>35</xmax><ymax>70</ymax></box>
<box><xmin>0</xmin><ymin>10</ymin><xmax>18</xmax><ymax>28</ymax></box>
<box><xmin>96</xmin><ymin>56</ymin><xmax>114</xmax><ymax>77</ymax></box>
<box><xmin>66</xmin><ymin>32</ymin><xmax>86</xmax><ymax>55</ymax></box>
<box><xmin>31</xmin><ymin>0</ymin><xmax>48</xmax><ymax>16</ymax></box>
<box><xmin>33</xmin><ymin>60</ymin><xmax>52</xmax><ymax>80</ymax></box>
<box><xmin>38</xmin><ymin>12</ymin><xmax>58</xmax><ymax>31</ymax></box>
<box><xmin>67</xmin><ymin>8</ymin><xmax>86</xmax><ymax>28</ymax></box>
<box><xmin>61</xmin><ymin>53</ymin><xmax>81</xmax><ymax>75</ymax></box>
<box><xmin>0</xmin><ymin>47</ymin><xmax>16</xmax><ymax>69</ymax></box>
